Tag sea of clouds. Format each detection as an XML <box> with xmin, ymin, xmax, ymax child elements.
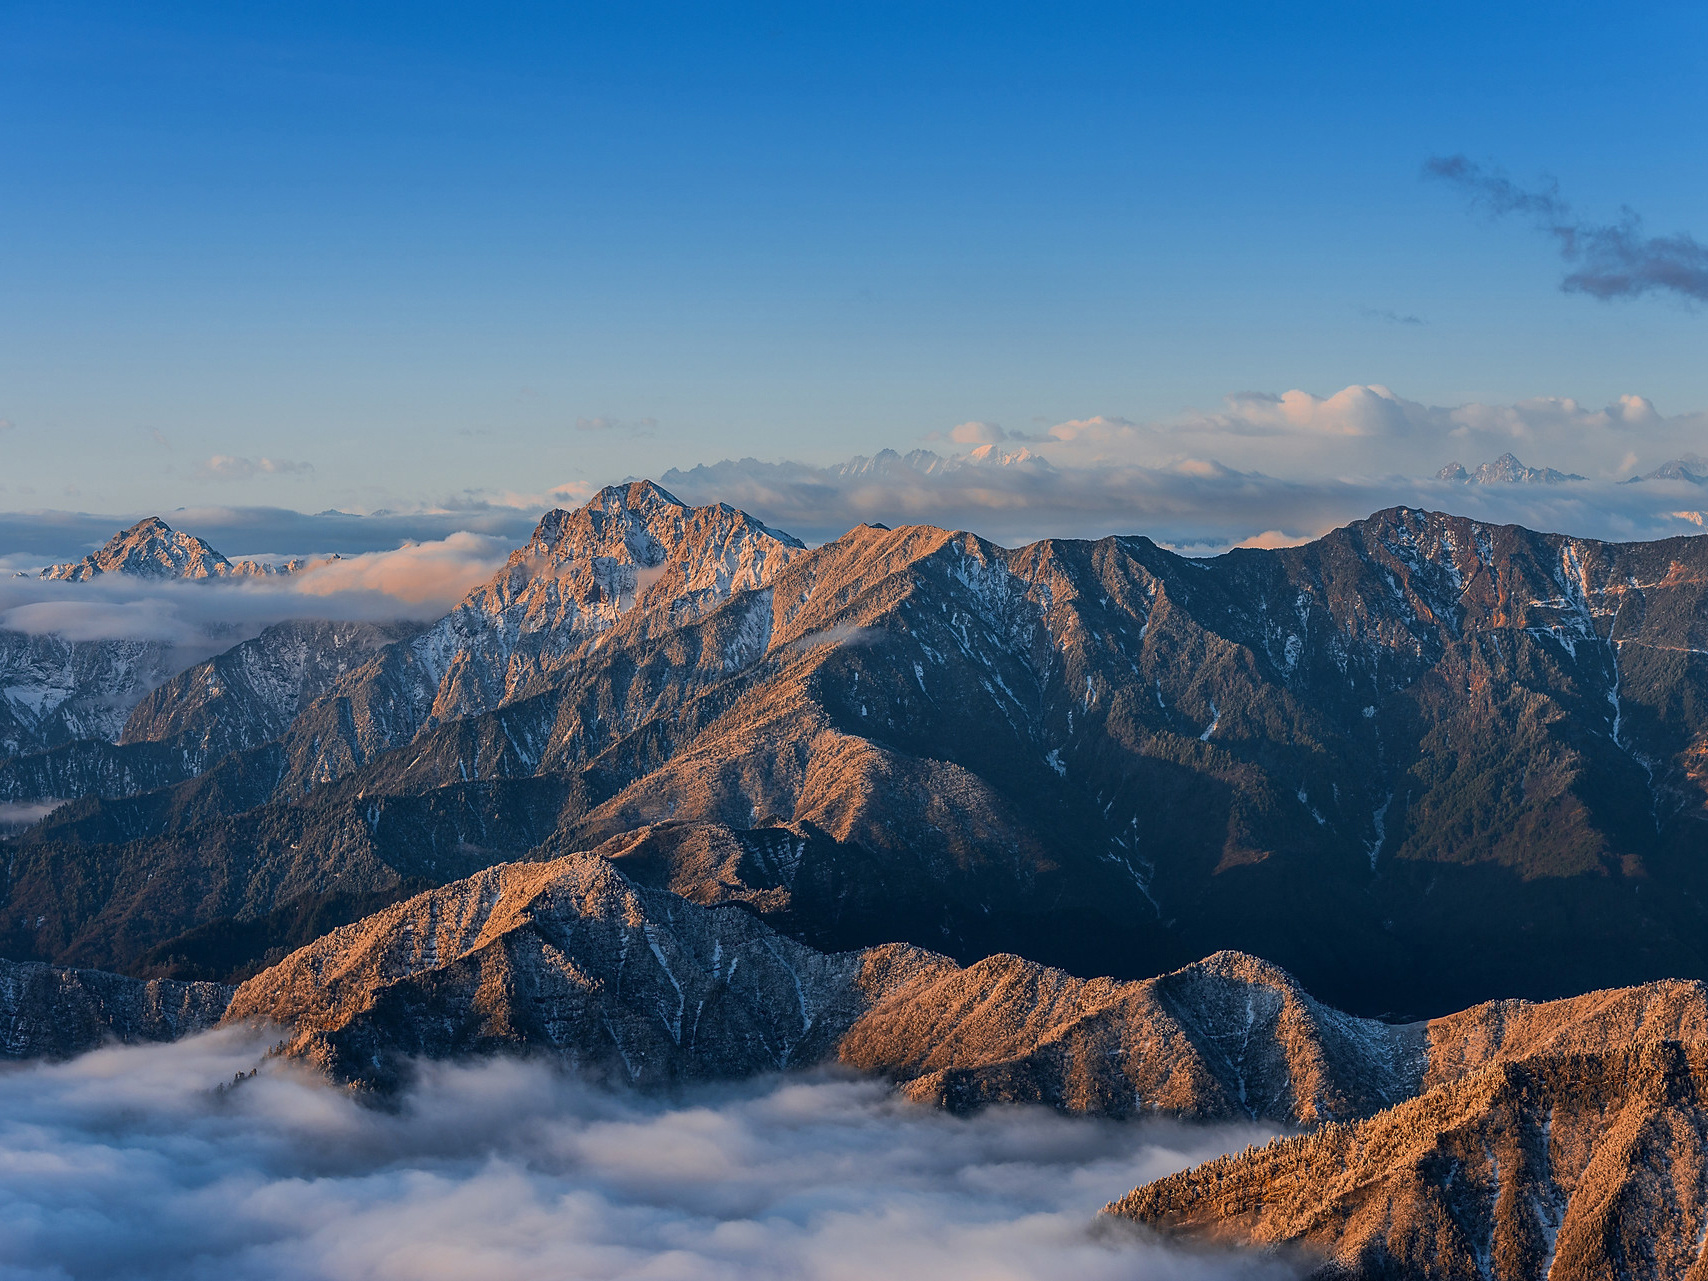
<box><xmin>0</xmin><ymin>1030</ymin><xmax>1298</xmax><ymax>1281</ymax></box>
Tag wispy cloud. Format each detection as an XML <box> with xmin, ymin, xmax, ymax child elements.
<box><xmin>1359</xmin><ymin>307</ymin><xmax>1425</xmax><ymax>326</ymax></box>
<box><xmin>195</xmin><ymin>456</ymin><xmax>315</xmax><ymax>482</ymax></box>
<box><xmin>0</xmin><ymin>1033</ymin><xmax>1294</xmax><ymax>1281</ymax></box>
<box><xmin>1426</xmin><ymin>154</ymin><xmax>1708</xmax><ymax>302</ymax></box>
<box><xmin>575</xmin><ymin>415</ymin><xmax>659</xmax><ymax>435</ymax></box>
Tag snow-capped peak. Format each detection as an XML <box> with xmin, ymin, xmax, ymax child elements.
<box><xmin>39</xmin><ymin>517</ymin><xmax>247</xmax><ymax>581</ymax></box>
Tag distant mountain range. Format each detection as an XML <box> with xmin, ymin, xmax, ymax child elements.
<box><xmin>6</xmin><ymin>482</ymin><xmax>1708</xmax><ymax>1018</ymax></box>
<box><xmin>1436</xmin><ymin>452</ymin><xmax>1586</xmax><ymax>484</ymax></box>
<box><xmin>1630</xmin><ymin>454</ymin><xmax>1708</xmax><ymax>485</ymax></box>
<box><xmin>7</xmin><ymin>482</ymin><xmax>1708</xmax><ymax>1278</ymax></box>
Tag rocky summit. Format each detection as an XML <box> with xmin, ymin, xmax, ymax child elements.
<box><xmin>38</xmin><ymin>516</ymin><xmax>298</xmax><ymax>581</ymax></box>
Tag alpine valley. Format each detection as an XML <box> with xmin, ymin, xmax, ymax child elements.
<box><xmin>6</xmin><ymin>483</ymin><xmax>1708</xmax><ymax>1279</ymax></box>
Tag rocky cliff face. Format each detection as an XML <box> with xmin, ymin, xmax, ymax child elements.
<box><xmin>0</xmin><ymin>956</ymin><xmax>230</xmax><ymax>1058</ymax></box>
<box><xmin>1108</xmin><ymin>1040</ymin><xmax>1708</xmax><ymax>1280</ymax></box>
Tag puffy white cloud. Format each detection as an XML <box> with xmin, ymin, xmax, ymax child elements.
<box><xmin>288</xmin><ymin>532</ymin><xmax>512</xmax><ymax>608</ymax></box>
<box><xmin>1184</xmin><ymin>385</ymin><xmax>1429</xmax><ymax>440</ymax></box>
<box><xmin>0</xmin><ymin>1033</ymin><xmax>1294</xmax><ymax>1281</ymax></box>
<box><xmin>948</xmin><ymin>420</ymin><xmax>1007</xmax><ymax>445</ymax></box>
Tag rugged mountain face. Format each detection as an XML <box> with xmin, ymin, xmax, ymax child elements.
<box><xmin>277</xmin><ymin>503</ymin><xmax>1708</xmax><ymax>1014</ymax></box>
<box><xmin>1108</xmin><ymin>1040</ymin><xmax>1708</xmax><ymax>1280</ymax></box>
<box><xmin>0</xmin><ymin>619</ymin><xmax>422</xmax><ymax>804</ymax></box>
<box><xmin>0</xmin><ymin>630</ymin><xmax>184</xmax><ymax>758</ymax></box>
<box><xmin>38</xmin><ymin>516</ymin><xmax>299</xmax><ymax>580</ymax></box>
<box><xmin>0</xmin><ymin>957</ymin><xmax>229</xmax><ymax>1058</ymax></box>
<box><xmin>223</xmin><ymin>847</ymin><xmax>1708</xmax><ymax>1134</ymax></box>
<box><xmin>257</xmin><ymin>481</ymin><xmax>804</xmax><ymax>798</ymax></box>
<box><xmin>228</xmin><ymin>848</ymin><xmax>1427</xmax><ymax>1111</ymax></box>
<box><xmin>9</xmin><ymin>493</ymin><xmax>1708</xmax><ymax>1018</ymax></box>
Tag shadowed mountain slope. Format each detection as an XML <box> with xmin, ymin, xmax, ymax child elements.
<box><xmin>0</xmin><ymin>957</ymin><xmax>229</xmax><ymax>1059</ymax></box>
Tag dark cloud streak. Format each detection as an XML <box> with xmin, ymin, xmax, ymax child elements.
<box><xmin>1426</xmin><ymin>154</ymin><xmax>1708</xmax><ymax>302</ymax></box>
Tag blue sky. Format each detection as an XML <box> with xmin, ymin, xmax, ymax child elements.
<box><xmin>0</xmin><ymin>1</ymin><xmax>1704</xmax><ymax>539</ymax></box>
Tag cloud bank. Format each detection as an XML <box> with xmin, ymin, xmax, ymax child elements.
<box><xmin>0</xmin><ymin>533</ymin><xmax>512</xmax><ymax>673</ymax></box>
<box><xmin>2</xmin><ymin>382</ymin><xmax>1704</xmax><ymax>591</ymax></box>
<box><xmin>653</xmin><ymin>382</ymin><xmax>1708</xmax><ymax>550</ymax></box>
<box><xmin>661</xmin><ymin>448</ymin><xmax>1708</xmax><ymax>552</ymax></box>
<box><xmin>0</xmin><ymin>1032</ymin><xmax>1295</xmax><ymax>1281</ymax></box>
<box><xmin>1426</xmin><ymin>154</ymin><xmax>1708</xmax><ymax>302</ymax></box>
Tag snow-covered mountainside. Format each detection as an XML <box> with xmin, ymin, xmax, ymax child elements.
<box><xmin>0</xmin><ymin>630</ymin><xmax>184</xmax><ymax>756</ymax></box>
<box><xmin>1</xmin><ymin>517</ymin><xmax>314</xmax><ymax>760</ymax></box>
<box><xmin>266</xmin><ymin>481</ymin><xmax>803</xmax><ymax>793</ymax></box>
<box><xmin>0</xmin><ymin>619</ymin><xmax>421</xmax><ymax>803</ymax></box>
<box><xmin>37</xmin><ymin>516</ymin><xmax>301</xmax><ymax>580</ymax></box>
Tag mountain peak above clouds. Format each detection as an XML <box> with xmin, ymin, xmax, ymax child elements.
<box><xmin>1436</xmin><ymin>452</ymin><xmax>1586</xmax><ymax>485</ymax></box>
<box><xmin>1631</xmin><ymin>454</ymin><xmax>1708</xmax><ymax>485</ymax></box>
<box><xmin>265</xmin><ymin>481</ymin><xmax>808</xmax><ymax>794</ymax></box>
<box><xmin>38</xmin><ymin>517</ymin><xmax>298</xmax><ymax>581</ymax></box>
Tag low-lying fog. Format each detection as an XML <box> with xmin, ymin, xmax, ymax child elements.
<box><xmin>0</xmin><ymin>1029</ymin><xmax>1298</xmax><ymax>1280</ymax></box>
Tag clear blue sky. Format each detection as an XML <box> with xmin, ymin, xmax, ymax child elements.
<box><xmin>1</xmin><ymin>0</ymin><xmax>1704</xmax><ymax>516</ymax></box>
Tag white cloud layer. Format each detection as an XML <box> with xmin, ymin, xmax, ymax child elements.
<box><xmin>656</xmin><ymin>383</ymin><xmax>1708</xmax><ymax>550</ymax></box>
<box><xmin>0</xmin><ymin>506</ymin><xmax>543</xmax><ymax>568</ymax></box>
<box><xmin>661</xmin><ymin>451</ymin><xmax>1708</xmax><ymax>551</ymax></box>
<box><xmin>0</xmin><ymin>1032</ymin><xmax>1295</xmax><ymax>1281</ymax></box>
<box><xmin>0</xmin><ymin>533</ymin><xmax>512</xmax><ymax>667</ymax></box>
